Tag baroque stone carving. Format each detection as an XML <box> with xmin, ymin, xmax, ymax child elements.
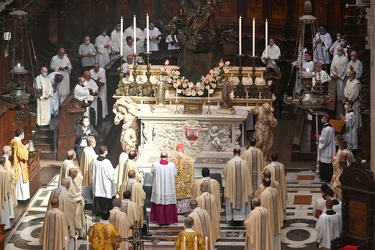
<box><xmin>113</xmin><ymin>97</ymin><xmax>139</xmax><ymax>150</ymax></box>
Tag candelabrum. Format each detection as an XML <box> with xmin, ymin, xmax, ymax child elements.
<box><xmin>175</xmin><ymin>100</ymin><xmax>179</xmax><ymax>114</ymax></box>
<box><xmin>143</xmin><ymin>52</ymin><xmax>153</xmax><ymax>97</ymax></box>
<box><xmin>247</xmin><ymin>56</ymin><xmax>258</xmax><ymax>98</ymax></box>
<box><xmin>234</xmin><ymin>54</ymin><xmax>246</xmax><ymax>98</ymax></box>
<box><xmin>129</xmin><ymin>53</ymin><xmax>139</xmax><ymax>96</ymax></box>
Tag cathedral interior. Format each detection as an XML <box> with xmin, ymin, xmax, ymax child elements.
<box><xmin>0</xmin><ymin>0</ymin><xmax>375</xmax><ymax>249</ymax></box>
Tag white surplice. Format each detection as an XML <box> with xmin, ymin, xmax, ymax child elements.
<box><xmin>330</xmin><ymin>54</ymin><xmax>349</xmax><ymax>102</ymax></box>
<box><xmin>143</xmin><ymin>27</ymin><xmax>161</xmax><ymax>52</ymax></box>
<box><xmin>314</xmin><ymin>32</ymin><xmax>332</xmax><ymax>64</ymax></box>
<box><xmin>346</xmin><ymin>59</ymin><xmax>363</xmax><ymax>79</ymax></box>
<box><xmin>92</xmin><ymin>156</ymin><xmax>116</xmax><ymax>199</ymax></box>
<box><xmin>89</xmin><ymin>67</ymin><xmax>108</xmax><ymax>118</ymax></box>
<box><xmin>343</xmin><ymin>109</ymin><xmax>358</xmax><ymax>149</ymax></box>
<box><xmin>315</xmin><ymin>212</ymin><xmax>342</xmax><ymax>249</ymax></box>
<box><xmin>110</xmin><ymin>29</ymin><xmax>122</xmax><ymax>60</ymax></box>
<box><xmin>124</xmin><ymin>26</ymin><xmax>145</xmax><ymax>54</ymax></box>
<box><xmin>318</xmin><ymin>124</ymin><xmax>336</xmax><ymax>164</ymax></box>
<box><xmin>48</xmin><ymin>72</ymin><xmax>62</xmax><ymax>116</ymax></box>
<box><xmin>344</xmin><ymin>78</ymin><xmax>362</xmax><ymax>129</ymax></box>
<box><xmin>166</xmin><ymin>35</ymin><xmax>180</xmax><ymax>50</ymax></box>
<box><xmin>34</xmin><ymin>74</ymin><xmax>53</xmax><ymax>126</ymax></box>
<box><xmin>150</xmin><ymin>161</ymin><xmax>177</xmax><ymax>205</ymax></box>
<box><xmin>95</xmin><ymin>34</ymin><xmax>112</xmax><ymax>68</ymax></box>
<box><xmin>261</xmin><ymin>44</ymin><xmax>281</xmax><ymax>69</ymax></box>
<box><xmin>50</xmin><ymin>54</ymin><xmax>72</xmax><ymax>104</ymax></box>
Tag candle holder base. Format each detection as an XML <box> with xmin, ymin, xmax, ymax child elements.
<box><xmin>175</xmin><ymin>101</ymin><xmax>179</xmax><ymax>114</ymax></box>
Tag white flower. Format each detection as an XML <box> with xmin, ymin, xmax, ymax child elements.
<box><xmin>209</xmin><ymin>89</ymin><xmax>214</xmax><ymax>94</ymax></box>
<box><xmin>191</xmin><ymin>90</ymin><xmax>196</xmax><ymax>96</ymax></box>
<box><xmin>177</xmin><ymin>89</ymin><xmax>183</xmax><ymax>94</ymax></box>
<box><xmin>186</xmin><ymin>91</ymin><xmax>192</xmax><ymax>96</ymax></box>
<box><xmin>188</xmin><ymin>82</ymin><xmax>194</xmax><ymax>88</ymax></box>
<box><xmin>196</xmin><ymin>82</ymin><xmax>202</xmax><ymax>88</ymax></box>
<box><xmin>197</xmin><ymin>90</ymin><xmax>204</xmax><ymax>96</ymax></box>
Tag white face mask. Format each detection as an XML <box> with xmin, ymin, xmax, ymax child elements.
<box><xmin>20</xmin><ymin>134</ymin><xmax>25</xmax><ymax>140</ymax></box>
<box><xmin>344</xmin><ymin>104</ymin><xmax>348</xmax><ymax>110</ymax></box>
<box><xmin>83</xmin><ymin>121</ymin><xmax>90</xmax><ymax>127</ymax></box>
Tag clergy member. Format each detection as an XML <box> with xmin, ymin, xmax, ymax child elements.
<box><xmin>175</xmin><ymin>217</ymin><xmax>205</xmax><ymax>250</ymax></box>
<box><xmin>121</xmin><ymin>191</ymin><xmax>141</xmax><ymax>230</ymax></box>
<box><xmin>74</xmin><ymin>115</ymin><xmax>99</xmax><ymax>165</ymax></box>
<box><xmin>312</xmin><ymin>183</ymin><xmax>329</xmax><ymax>219</ymax></box>
<box><xmin>92</xmin><ymin>145</ymin><xmax>116</xmax><ymax>215</ymax></box>
<box><xmin>254</xmin><ymin>170</ymin><xmax>281</xmax><ymax>207</ymax></box>
<box><xmin>261</xmin><ymin>38</ymin><xmax>281</xmax><ymax>70</ymax></box>
<box><xmin>83</xmin><ymin>71</ymin><xmax>100</xmax><ymax>125</ymax></box>
<box><xmin>34</xmin><ymin>66</ymin><xmax>53</xmax><ymax>126</ymax></box>
<box><xmin>150</xmin><ymin>151</ymin><xmax>178</xmax><ymax>225</ymax></box>
<box><xmin>0</xmin><ymin>156</ymin><xmax>11</xmax><ymax>229</ymax></box>
<box><xmin>312</xmin><ymin>62</ymin><xmax>331</xmax><ymax>95</ymax></box>
<box><xmin>2</xmin><ymin>145</ymin><xmax>17</xmax><ymax>218</ymax></box>
<box><xmin>48</xmin><ymin>72</ymin><xmax>63</xmax><ymax>117</ymax></box>
<box><xmin>48</xmin><ymin>178</ymin><xmax>78</xmax><ymax>249</ymax></box>
<box><xmin>10</xmin><ymin>128</ymin><xmax>30</xmax><ymax>204</ymax></box>
<box><xmin>331</xmin><ymin>160</ymin><xmax>346</xmax><ymax>200</ymax></box>
<box><xmin>89</xmin><ymin>210</ymin><xmax>120</xmax><ymax>250</ymax></box>
<box><xmin>143</xmin><ymin>21</ymin><xmax>161</xmax><ymax>51</ymax></box>
<box><xmin>314</xmin><ymin>24</ymin><xmax>332</xmax><ymax>71</ymax></box>
<box><xmin>59</xmin><ymin>149</ymin><xmax>83</xmax><ymax>188</ymax></box>
<box><xmin>258</xmin><ymin>178</ymin><xmax>282</xmax><ymax>250</ymax></box>
<box><xmin>244</xmin><ymin>197</ymin><xmax>274</xmax><ymax>250</ymax></box>
<box><xmin>323</xmin><ymin>188</ymin><xmax>342</xmax><ymax>214</ymax></box>
<box><xmin>80</xmin><ymin>136</ymin><xmax>98</xmax><ymax>186</ymax></box>
<box><xmin>241</xmin><ymin>138</ymin><xmax>264</xmax><ymax>194</ymax></box>
<box><xmin>315</xmin><ymin>115</ymin><xmax>336</xmax><ymax>182</ymax></box>
<box><xmin>110</xmin><ymin>22</ymin><xmax>122</xmax><ymax>60</ymax></box>
<box><xmin>264</xmin><ymin>153</ymin><xmax>288</xmax><ymax>213</ymax></box>
<box><xmin>330</xmin><ymin>46</ymin><xmax>349</xmax><ymax>117</ymax></box>
<box><xmin>223</xmin><ymin>148</ymin><xmax>252</xmax><ymax>225</ymax></box>
<box><xmin>90</xmin><ymin>62</ymin><xmax>108</xmax><ymax>118</ymax></box>
<box><xmin>118</xmin><ymin>170</ymin><xmax>146</xmax><ymax>226</ymax></box>
<box><xmin>110</xmin><ymin>198</ymin><xmax>131</xmax><ymax>249</ymax></box>
<box><xmin>67</xmin><ymin>168</ymin><xmax>86</xmax><ymax>238</ymax></box>
<box><xmin>95</xmin><ymin>29</ymin><xmax>112</xmax><ymax>68</ymax></box>
<box><xmin>115</xmin><ymin>145</ymin><xmax>132</xmax><ymax>193</ymax></box>
<box><xmin>195</xmin><ymin>181</ymin><xmax>221</xmax><ymax>241</ymax></box>
<box><xmin>191</xmin><ymin>167</ymin><xmax>221</xmax><ymax>209</ymax></box>
<box><xmin>340</xmin><ymin>100</ymin><xmax>358</xmax><ymax>151</ymax></box>
<box><xmin>124</xmin><ymin>21</ymin><xmax>145</xmax><ymax>54</ymax></box>
<box><xmin>344</xmin><ymin>70</ymin><xmax>362</xmax><ymax>130</ymax></box>
<box><xmin>188</xmin><ymin>200</ymin><xmax>214</xmax><ymax>250</ymax></box>
<box><xmin>122</xmin><ymin>150</ymin><xmax>142</xmax><ymax>183</ymax></box>
<box><xmin>315</xmin><ymin>199</ymin><xmax>342</xmax><ymax>249</ymax></box>
<box><xmin>169</xmin><ymin>143</ymin><xmax>195</xmax><ymax>214</ymax></box>
<box><xmin>78</xmin><ymin>36</ymin><xmax>96</xmax><ymax>72</ymax></box>
<box><xmin>39</xmin><ymin>198</ymin><xmax>69</xmax><ymax>250</ymax></box>
<box><xmin>50</xmin><ymin>47</ymin><xmax>72</xmax><ymax>104</ymax></box>
<box><xmin>346</xmin><ymin>50</ymin><xmax>363</xmax><ymax>79</ymax></box>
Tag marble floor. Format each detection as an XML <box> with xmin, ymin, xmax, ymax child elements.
<box><xmin>4</xmin><ymin>170</ymin><xmax>323</xmax><ymax>250</ymax></box>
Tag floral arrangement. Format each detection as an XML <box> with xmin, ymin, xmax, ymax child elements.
<box><xmin>160</xmin><ymin>59</ymin><xmax>230</xmax><ymax>97</ymax></box>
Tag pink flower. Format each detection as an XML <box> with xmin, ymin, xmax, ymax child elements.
<box><xmin>183</xmin><ymin>83</ymin><xmax>188</xmax><ymax>88</ymax></box>
<box><xmin>177</xmin><ymin>80</ymin><xmax>181</xmax><ymax>85</ymax></box>
<box><xmin>175</xmin><ymin>71</ymin><xmax>180</xmax><ymax>76</ymax></box>
<box><xmin>209</xmin><ymin>69</ymin><xmax>214</xmax><ymax>74</ymax></box>
<box><xmin>165</xmin><ymin>60</ymin><xmax>170</xmax><ymax>65</ymax></box>
<box><xmin>173</xmin><ymin>83</ymin><xmax>179</xmax><ymax>88</ymax></box>
<box><xmin>205</xmin><ymin>85</ymin><xmax>210</xmax><ymax>90</ymax></box>
<box><xmin>167</xmin><ymin>78</ymin><xmax>172</xmax><ymax>83</ymax></box>
<box><xmin>225</xmin><ymin>61</ymin><xmax>230</xmax><ymax>66</ymax></box>
<box><xmin>205</xmin><ymin>74</ymin><xmax>211</xmax><ymax>79</ymax></box>
<box><xmin>216</xmin><ymin>76</ymin><xmax>220</xmax><ymax>80</ymax></box>
<box><xmin>219</xmin><ymin>60</ymin><xmax>224</xmax><ymax>67</ymax></box>
<box><xmin>224</xmin><ymin>69</ymin><xmax>229</xmax><ymax>73</ymax></box>
<box><xmin>211</xmin><ymin>83</ymin><xmax>217</xmax><ymax>89</ymax></box>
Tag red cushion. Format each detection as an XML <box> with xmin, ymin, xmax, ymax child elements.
<box><xmin>339</xmin><ymin>246</ymin><xmax>358</xmax><ymax>250</ymax></box>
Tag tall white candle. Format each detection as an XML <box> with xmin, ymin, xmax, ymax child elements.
<box><xmin>75</xmin><ymin>235</ymin><xmax>78</xmax><ymax>250</ymax></box>
<box><xmin>146</xmin><ymin>14</ymin><xmax>150</xmax><ymax>53</ymax></box>
<box><xmin>120</xmin><ymin>16</ymin><xmax>123</xmax><ymax>56</ymax></box>
<box><xmin>239</xmin><ymin>16</ymin><xmax>242</xmax><ymax>54</ymax></box>
<box><xmin>252</xmin><ymin>18</ymin><xmax>255</xmax><ymax>57</ymax></box>
<box><xmin>133</xmin><ymin>15</ymin><xmax>137</xmax><ymax>54</ymax></box>
<box><xmin>194</xmin><ymin>236</ymin><xmax>198</xmax><ymax>250</ymax></box>
<box><xmin>265</xmin><ymin>19</ymin><xmax>268</xmax><ymax>58</ymax></box>
<box><xmin>183</xmin><ymin>236</ymin><xmax>186</xmax><ymax>250</ymax></box>
<box><xmin>205</xmin><ymin>236</ymin><xmax>208</xmax><ymax>250</ymax></box>
<box><xmin>87</xmin><ymin>236</ymin><xmax>89</xmax><ymax>250</ymax></box>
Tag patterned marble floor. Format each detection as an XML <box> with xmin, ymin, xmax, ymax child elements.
<box><xmin>5</xmin><ymin>170</ymin><xmax>322</xmax><ymax>250</ymax></box>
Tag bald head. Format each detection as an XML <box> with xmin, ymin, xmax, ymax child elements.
<box><xmin>61</xmin><ymin>178</ymin><xmax>71</xmax><ymax>188</ymax></box>
<box><xmin>68</xmin><ymin>168</ymin><xmax>78</xmax><ymax>178</ymax></box>
<box><xmin>51</xmin><ymin>197</ymin><xmax>59</xmax><ymax>208</ymax></box>
<box><xmin>252</xmin><ymin>197</ymin><xmax>261</xmax><ymax>208</ymax></box>
<box><xmin>128</xmin><ymin>170</ymin><xmax>136</xmax><ymax>179</ymax></box>
<box><xmin>185</xmin><ymin>217</ymin><xmax>194</xmax><ymax>228</ymax></box>
<box><xmin>112</xmin><ymin>198</ymin><xmax>121</xmax><ymax>207</ymax></box>
<box><xmin>200</xmin><ymin>181</ymin><xmax>209</xmax><ymax>193</ymax></box>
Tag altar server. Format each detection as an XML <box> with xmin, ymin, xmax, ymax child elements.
<box><xmin>95</xmin><ymin>29</ymin><xmax>112</xmax><ymax>68</ymax></box>
<box><xmin>0</xmin><ymin>156</ymin><xmax>11</xmax><ymax>229</ymax></box>
<box><xmin>110</xmin><ymin>22</ymin><xmax>122</xmax><ymax>60</ymax></box>
<box><xmin>48</xmin><ymin>72</ymin><xmax>63</xmax><ymax>117</ymax></box>
<box><xmin>314</xmin><ymin>24</ymin><xmax>332</xmax><ymax>70</ymax></box>
<box><xmin>344</xmin><ymin>70</ymin><xmax>362</xmax><ymax>129</ymax></box>
<box><xmin>261</xmin><ymin>38</ymin><xmax>281</xmax><ymax>69</ymax></box>
<box><xmin>340</xmin><ymin>100</ymin><xmax>358</xmax><ymax>150</ymax></box>
<box><xmin>124</xmin><ymin>22</ymin><xmax>145</xmax><ymax>54</ymax></box>
<box><xmin>34</xmin><ymin>67</ymin><xmax>53</xmax><ymax>126</ymax></box>
<box><xmin>50</xmin><ymin>47</ymin><xmax>72</xmax><ymax>104</ymax></box>
<box><xmin>39</xmin><ymin>198</ymin><xmax>69</xmax><ymax>250</ymax></box>
<box><xmin>175</xmin><ymin>217</ymin><xmax>205</xmax><ymax>250</ymax></box>
<box><xmin>143</xmin><ymin>21</ymin><xmax>161</xmax><ymax>51</ymax></box>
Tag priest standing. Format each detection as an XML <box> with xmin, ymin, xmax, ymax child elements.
<box><xmin>90</xmin><ymin>62</ymin><xmax>108</xmax><ymax>118</ymax></box>
<box><xmin>115</xmin><ymin>145</ymin><xmax>132</xmax><ymax>193</ymax></box>
<box><xmin>122</xmin><ymin>150</ymin><xmax>142</xmax><ymax>183</ymax></box>
<box><xmin>143</xmin><ymin>21</ymin><xmax>161</xmax><ymax>51</ymax></box>
<box><xmin>223</xmin><ymin>148</ymin><xmax>252</xmax><ymax>224</ymax></box>
<box><xmin>241</xmin><ymin>138</ymin><xmax>264</xmax><ymax>194</ymax></box>
<box><xmin>244</xmin><ymin>197</ymin><xmax>274</xmax><ymax>250</ymax></box>
<box><xmin>10</xmin><ymin>128</ymin><xmax>30</xmax><ymax>204</ymax></box>
<box><xmin>150</xmin><ymin>151</ymin><xmax>178</xmax><ymax>225</ymax></box>
<box><xmin>59</xmin><ymin>149</ymin><xmax>83</xmax><ymax>188</ymax></box>
<box><xmin>34</xmin><ymin>66</ymin><xmax>53</xmax><ymax>126</ymax></box>
<box><xmin>315</xmin><ymin>115</ymin><xmax>336</xmax><ymax>182</ymax></box>
<box><xmin>124</xmin><ymin>21</ymin><xmax>145</xmax><ymax>54</ymax></box>
<box><xmin>109</xmin><ymin>198</ymin><xmax>131</xmax><ymax>250</ymax></box>
<box><xmin>89</xmin><ymin>210</ymin><xmax>120</xmax><ymax>250</ymax></box>
<box><xmin>191</xmin><ymin>167</ymin><xmax>221</xmax><ymax>209</ymax></box>
<box><xmin>50</xmin><ymin>47</ymin><xmax>72</xmax><ymax>104</ymax></box>
<box><xmin>39</xmin><ymin>197</ymin><xmax>69</xmax><ymax>250</ymax></box>
<box><xmin>344</xmin><ymin>70</ymin><xmax>362</xmax><ymax>129</ymax></box>
<box><xmin>121</xmin><ymin>190</ymin><xmax>141</xmax><ymax>230</ymax></box>
<box><xmin>0</xmin><ymin>156</ymin><xmax>11</xmax><ymax>229</ymax></box>
<box><xmin>169</xmin><ymin>143</ymin><xmax>195</xmax><ymax>214</ymax></box>
<box><xmin>95</xmin><ymin>29</ymin><xmax>112</xmax><ymax>68</ymax></box>
<box><xmin>340</xmin><ymin>100</ymin><xmax>358</xmax><ymax>151</ymax></box>
<box><xmin>261</xmin><ymin>38</ymin><xmax>281</xmax><ymax>70</ymax></box>
<box><xmin>258</xmin><ymin>178</ymin><xmax>283</xmax><ymax>250</ymax></box>
<box><xmin>314</xmin><ymin>24</ymin><xmax>332</xmax><ymax>72</ymax></box>
<box><xmin>2</xmin><ymin>145</ymin><xmax>17</xmax><ymax>218</ymax></box>
<box><xmin>80</xmin><ymin>136</ymin><xmax>98</xmax><ymax>186</ymax></box>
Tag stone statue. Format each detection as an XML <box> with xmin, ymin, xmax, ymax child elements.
<box><xmin>113</xmin><ymin>97</ymin><xmax>139</xmax><ymax>150</ymax></box>
<box><xmin>220</xmin><ymin>79</ymin><xmax>232</xmax><ymax>109</ymax></box>
<box><xmin>250</xmin><ymin>103</ymin><xmax>278</xmax><ymax>156</ymax></box>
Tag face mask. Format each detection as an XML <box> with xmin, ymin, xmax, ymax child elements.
<box><xmin>340</xmin><ymin>42</ymin><xmax>346</xmax><ymax>47</ymax></box>
<box><xmin>269</xmin><ymin>42</ymin><xmax>274</xmax><ymax>47</ymax></box>
<box><xmin>9</xmin><ymin>152</ymin><xmax>12</xmax><ymax>157</ymax></box>
<box><xmin>337</xmin><ymin>52</ymin><xmax>343</xmax><ymax>56</ymax></box>
<box><xmin>344</xmin><ymin>104</ymin><xmax>348</xmax><ymax>110</ymax></box>
<box><xmin>149</xmin><ymin>26</ymin><xmax>155</xmax><ymax>30</ymax></box>
<box><xmin>83</xmin><ymin>121</ymin><xmax>90</xmax><ymax>126</ymax></box>
<box><xmin>349</xmin><ymin>77</ymin><xmax>354</xmax><ymax>81</ymax></box>
<box><xmin>102</xmin><ymin>32</ymin><xmax>107</xmax><ymax>36</ymax></box>
<box><xmin>58</xmin><ymin>55</ymin><xmax>63</xmax><ymax>59</ymax></box>
<box><xmin>319</xmin><ymin>30</ymin><xmax>325</xmax><ymax>35</ymax></box>
<box><xmin>85</xmin><ymin>41</ymin><xmax>90</xmax><ymax>45</ymax></box>
<box><xmin>20</xmin><ymin>135</ymin><xmax>25</xmax><ymax>140</ymax></box>
<box><xmin>351</xmin><ymin>56</ymin><xmax>356</xmax><ymax>61</ymax></box>
<box><xmin>42</xmin><ymin>72</ymin><xmax>48</xmax><ymax>77</ymax></box>
<box><xmin>336</xmin><ymin>36</ymin><xmax>341</xmax><ymax>41</ymax></box>
<box><xmin>116</xmin><ymin>26</ymin><xmax>121</xmax><ymax>31</ymax></box>
<box><xmin>127</xmin><ymin>61</ymin><xmax>133</xmax><ymax>64</ymax></box>
<box><xmin>321</xmin><ymin>118</ymin><xmax>325</xmax><ymax>124</ymax></box>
